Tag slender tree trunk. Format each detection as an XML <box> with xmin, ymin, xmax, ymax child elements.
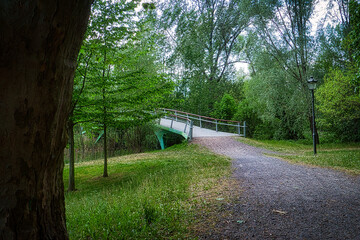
<box><xmin>67</xmin><ymin>120</ymin><xmax>76</xmax><ymax>192</ymax></box>
<box><xmin>0</xmin><ymin>1</ymin><xmax>92</xmax><ymax>239</ymax></box>
<box><xmin>102</xmin><ymin>46</ymin><xmax>108</xmax><ymax>177</ymax></box>
<box><xmin>80</xmin><ymin>126</ymin><xmax>86</xmax><ymax>160</ymax></box>
<box><xmin>102</xmin><ymin>74</ymin><xmax>108</xmax><ymax>177</ymax></box>
<box><xmin>103</xmin><ymin>123</ymin><xmax>108</xmax><ymax>177</ymax></box>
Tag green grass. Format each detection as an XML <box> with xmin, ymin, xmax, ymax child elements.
<box><xmin>239</xmin><ymin>138</ymin><xmax>360</xmax><ymax>174</ymax></box>
<box><xmin>64</xmin><ymin>143</ymin><xmax>231</xmax><ymax>240</ymax></box>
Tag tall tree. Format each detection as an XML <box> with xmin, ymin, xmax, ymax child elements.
<box><xmin>67</xmin><ymin>49</ymin><xmax>94</xmax><ymax>191</ymax></box>
<box><xmin>160</xmin><ymin>0</ymin><xmax>253</xmax><ymax>115</ymax></box>
<box><xmin>348</xmin><ymin>0</ymin><xmax>360</xmax><ymax>92</ymax></box>
<box><xmin>84</xmin><ymin>0</ymin><xmax>139</xmax><ymax>177</ymax></box>
<box><xmin>0</xmin><ymin>1</ymin><xmax>92</xmax><ymax>239</ymax></box>
<box><xmin>255</xmin><ymin>0</ymin><xmax>315</xmax><ymax>86</ymax></box>
<box><xmin>245</xmin><ymin>49</ymin><xmax>309</xmax><ymax>139</ymax></box>
<box><xmin>69</xmin><ymin>0</ymin><xmax>173</xmax><ymax>178</ymax></box>
<box><xmin>314</xmin><ymin>0</ymin><xmax>360</xmax><ymax>142</ymax></box>
<box><xmin>252</xmin><ymin>0</ymin><xmax>319</xmax><ymax>140</ymax></box>
<box><xmin>314</xmin><ymin>0</ymin><xmax>350</xmax><ymax>79</ymax></box>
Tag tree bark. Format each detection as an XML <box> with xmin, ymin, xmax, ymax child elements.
<box><xmin>67</xmin><ymin>120</ymin><xmax>76</xmax><ymax>192</ymax></box>
<box><xmin>102</xmin><ymin>50</ymin><xmax>108</xmax><ymax>178</ymax></box>
<box><xmin>0</xmin><ymin>1</ymin><xmax>92</xmax><ymax>239</ymax></box>
<box><xmin>103</xmin><ymin>123</ymin><xmax>108</xmax><ymax>177</ymax></box>
<box><xmin>80</xmin><ymin>126</ymin><xmax>86</xmax><ymax>160</ymax></box>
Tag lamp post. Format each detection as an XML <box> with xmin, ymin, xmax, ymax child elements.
<box><xmin>307</xmin><ymin>76</ymin><xmax>318</xmax><ymax>155</ymax></box>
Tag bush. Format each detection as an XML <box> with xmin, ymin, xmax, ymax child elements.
<box><xmin>233</xmin><ymin>99</ymin><xmax>262</xmax><ymax>138</ymax></box>
<box><xmin>316</xmin><ymin>69</ymin><xmax>360</xmax><ymax>142</ymax></box>
<box><xmin>253</xmin><ymin>122</ymin><xmax>274</xmax><ymax>140</ymax></box>
<box><xmin>212</xmin><ymin>93</ymin><xmax>237</xmax><ymax>120</ymax></box>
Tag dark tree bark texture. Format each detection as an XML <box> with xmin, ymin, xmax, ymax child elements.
<box><xmin>67</xmin><ymin>120</ymin><xmax>76</xmax><ymax>192</ymax></box>
<box><xmin>0</xmin><ymin>1</ymin><xmax>92</xmax><ymax>239</ymax></box>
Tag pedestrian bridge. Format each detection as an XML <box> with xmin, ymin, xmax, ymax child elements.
<box><xmin>154</xmin><ymin>108</ymin><xmax>246</xmax><ymax>149</ymax></box>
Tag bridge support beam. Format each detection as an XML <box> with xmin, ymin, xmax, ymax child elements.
<box><xmin>154</xmin><ymin>129</ymin><xmax>166</xmax><ymax>150</ymax></box>
<box><xmin>154</xmin><ymin>121</ymin><xmax>190</xmax><ymax>150</ymax></box>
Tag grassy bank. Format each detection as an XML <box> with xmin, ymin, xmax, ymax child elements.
<box><xmin>239</xmin><ymin>138</ymin><xmax>360</xmax><ymax>174</ymax></box>
<box><xmin>64</xmin><ymin>143</ymin><xmax>231</xmax><ymax>239</ymax></box>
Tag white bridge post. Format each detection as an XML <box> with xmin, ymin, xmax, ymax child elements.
<box><xmin>189</xmin><ymin>120</ymin><xmax>193</xmax><ymax>140</ymax></box>
<box><xmin>244</xmin><ymin>121</ymin><xmax>246</xmax><ymax>138</ymax></box>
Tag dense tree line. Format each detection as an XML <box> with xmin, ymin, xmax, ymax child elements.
<box><xmin>69</xmin><ymin>0</ymin><xmax>358</xmax><ymax>159</ymax></box>
<box><xmin>158</xmin><ymin>0</ymin><xmax>359</xmax><ymax>142</ymax></box>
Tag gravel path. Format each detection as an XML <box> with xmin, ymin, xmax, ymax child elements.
<box><xmin>193</xmin><ymin>137</ymin><xmax>360</xmax><ymax>240</ymax></box>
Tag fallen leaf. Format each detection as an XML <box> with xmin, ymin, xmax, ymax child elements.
<box><xmin>236</xmin><ymin>220</ymin><xmax>245</xmax><ymax>224</ymax></box>
<box><xmin>216</xmin><ymin>198</ymin><xmax>224</xmax><ymax>201</ymax></box>
<box><xmin>272</xmin><ymin>209</ymin><xmax>287</xmax><ymax>215</ymax></box>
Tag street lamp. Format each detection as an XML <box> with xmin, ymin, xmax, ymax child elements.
<box><xmin>307</xmin><ymin>76</ymin><xmax>318</xmax><ymax>155</ymax></box>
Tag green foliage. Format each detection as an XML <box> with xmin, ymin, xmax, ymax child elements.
<box><xmin>72</xmin><ymin>0</ymin><xmax>356</xmax><ymax>146</ymax></box>
<box><xmin>253</xmin><ymin>0</ymin><xmax>315</xmax><ymax>83</ymax></box>
<box><xmin>64</xmin><ymin>143</ymin><xmax>231</xmax><ymax>239</ymax></box>
<box><xmin>69</xmin><ymin>0</ymin><xmax>174</xmax><ymax>173</ymax></box>
<box><xmin>317</xmin><ymin>69</ymin><xmax>360</xmax><ymax>121</ymax></box>
<box><xmin>314</xmin><ymin>24</ymin><xmax>351</xmax><ymax>80</ymax></box>
<box><xmin>233</xmin><ymin>99</ymin><xmax>262</xmax><ymax>138</ymax></box>
<box><xmin>243</xmin><ymin>0</ymin><xmax>318</xmax><ymax>140</ymax></box>
<box><xmin>71</xmin><ymin>0</ymin><xmax>140</xmax><ymax>128</ymax></box>
<box><xmin>312</xmin><ymin>0</ymin><xmax>360</xmax><ymax>142</ymax></box>
<box><xmin>348</xmin><ymin>0</ymin><xmax>360</xmax><ymax>92</ymax></box>
<box><xmin>244</xmin><ymin>50</ymin><xmax>309</xmax><ymax>140</ymax></box>
<box><xmin>82</xmin><ymin>0</ymin><xmax>170</xmax><ymax>130</ymax></box>
<box><xmin>166</xmin><ymin>75</ymin><xmax>245</xmax><ymax>117</ymax></box>
<box><xmin>162</xmin><ymin>0</ymin><xmax>253</xmax><ymax>82</ymax></box>
<box><xmin>316</xmin><ymin>69</ymin><xmax>360</xmax><ymax>141</ymax></box>
<box><xmin>74</xmin><ymin>0</ymin><xmax>174</xmax><ymax>129</ymax></box>
<box><xmin>142</xmin><ymin>2</ymin><xmax>156</xmax><ymax>10</ymax></box>
<box><xmin>160</xmin><ymin>0</ymin><xmax>253</xmax><ymax>116</ymax></box>
<box><xmin>64</xmin><ymin>0</ymin><xmax>175</xmax><ymax>181</ymax></box>
<box><xmin>213</xmin><ymin>94</ymin><xmax>237</xmax><ymax>120</ymax></box>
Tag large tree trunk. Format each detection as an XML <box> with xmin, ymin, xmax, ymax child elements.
<box><xmin>67</xmin><ymin>120</ymin><xmax>76</xmax><ymax>192</ymax></box>
<box><xmin>0</xmin><ymin>1</ymin><xmax>92</xmax><ymax>239</ymax></box>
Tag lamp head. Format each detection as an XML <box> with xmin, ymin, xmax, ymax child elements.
<box><xmin>307</xmin><ymin>76</ymin><xmax>317</xmax><ymax>90</ymax></box>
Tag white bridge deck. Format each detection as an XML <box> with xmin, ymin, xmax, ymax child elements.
<box><xmin>159</xmin><ymin>118</ymin><xmax>237</xmax><ymax>138</ymax></box>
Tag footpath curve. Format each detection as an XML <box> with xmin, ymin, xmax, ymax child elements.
<box><xmin>193</xmin><ymin>137</ymin><xmax>360</xmax><ymax>239</ymax></box>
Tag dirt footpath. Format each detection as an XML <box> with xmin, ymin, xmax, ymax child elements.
<box><xmin>193</xmin><ymin>137</ymin><xmax>360</xmax><ymax>240</ymax></box>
